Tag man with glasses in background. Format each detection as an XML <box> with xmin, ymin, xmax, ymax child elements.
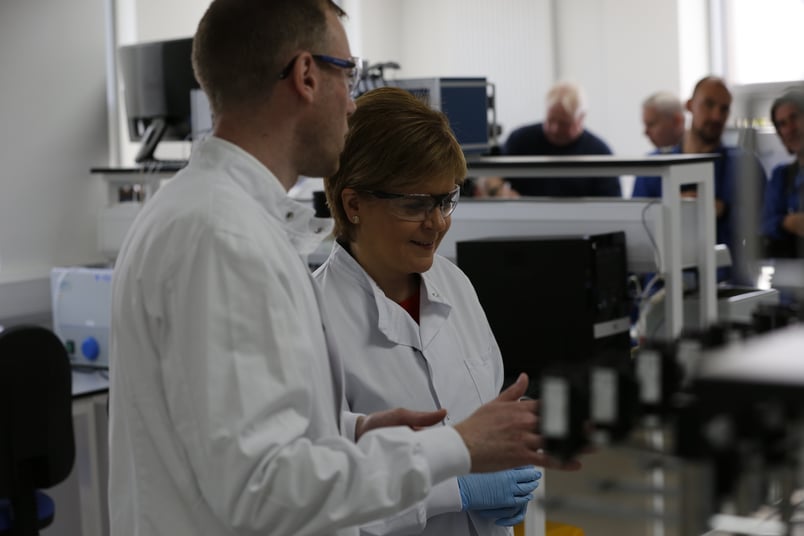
<box><xmin>762</xmin><ymin>89</ymin><xmax>804</xmax><ymax>259</ymax></box>
<box><xmin>109</xmin><ymin>1</ymin><xmax>557</xmax><ymax>535</ymax></box>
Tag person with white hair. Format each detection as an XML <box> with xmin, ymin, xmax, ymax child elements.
<box><xmin>492</xmin><ymin>81</ymin><xmax>621</xmax><ymax>197</ymax></box>
<box><xmin>642</xmin><ymin>90</ymin><xmax>685</xmax><ymax>151</ymax></box>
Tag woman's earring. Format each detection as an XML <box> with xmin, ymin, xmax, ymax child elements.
<box><xmin>352</xmin><ymin>215</ymin><xmax>360</xmax><ymax>224</ymax></box>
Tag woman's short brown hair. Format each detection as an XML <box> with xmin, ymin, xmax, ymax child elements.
<box><xmin>325</xmin><ymin>86</ymin><xmax>467</xmax><ymax>242</ymax></box>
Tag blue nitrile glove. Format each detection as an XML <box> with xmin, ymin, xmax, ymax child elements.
<box><xmin>457</xmin><ymin>466</ymin><xmax>541</xmax><ymax>516</ymax></box>
<box><xmin>472</xmin><ymin>467</ymin><xmax>541</xmax><ymax>526</ymax></box>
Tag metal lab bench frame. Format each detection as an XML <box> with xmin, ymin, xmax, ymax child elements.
<box><xmin>465</xmin><ymin>154</ymin><xmax>719</xmax><ymax>340</ymax></box>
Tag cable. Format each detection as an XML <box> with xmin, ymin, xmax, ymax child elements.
<box><xmin>641</xmin><ymin>198</ymin><xmax>663</xmax><ymax>271</ymax></box>
<box><xmin>635</xmin><ymin>273</ymin><xmax>666</xmax><ymax>342</ymax></box>
<box><xmin>634</xmin><ymin>199</ymin><xmax>667</xmax><ymax>343</ymax></box>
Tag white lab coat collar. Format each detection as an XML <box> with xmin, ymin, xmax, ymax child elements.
<box><xmin>418</xmin><ymin>272</ymin><xmax>453</xmax><ymax>349</ymax></box>
<box><xmin>327</xmin><ymin>241</ymin><xmax>451</xmax><ymax>350</ymax></box>
<box><xmin>193</xmin><ymin>137</ymin><xmax>334</xmax><ymax>256</ymax></box>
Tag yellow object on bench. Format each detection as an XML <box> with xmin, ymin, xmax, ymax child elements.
<box><xmin>546</xmin><ymin>521</ymin><xmax>584</xmax><ymax>535</ymax></box>
<box><xmin>513</xmin><ymin>521</ymin><xmax>584</xmax><ymax>536</ymax></box>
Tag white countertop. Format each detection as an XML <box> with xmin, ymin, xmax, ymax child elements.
<box><xmin>72</xmin><ymin>368</ymin><xmax>109</xmax><ymax>397</ymax></box>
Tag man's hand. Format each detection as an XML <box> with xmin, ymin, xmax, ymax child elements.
<box><xmin>454</xmin><ymin>373</ymin><xmax>584</xmax><ymax>473</ymax></box>
<box><xmin>355</xmin><ymin>408</ymin><xmax>447</xmax><ymax>442</ymax></box>
<box><xmin>475</xmin><ymin>177</ymin><xmax>521</xmax><ymax>198</ymax></box>
<box><xmin>783</xmin><ymin>212</ymin><xmax>804</xmax><ymax>237</ymax></box>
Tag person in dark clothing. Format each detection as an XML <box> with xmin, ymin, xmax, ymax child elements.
<box><xmin>761</xmin><ymin>89</ymin><xmax>804</xmax><ymax>259</ymax></box>
<box><xmin>477</xmin><ymin>81</ymin><xmax>621</xmax><ymax>198</ymax></box>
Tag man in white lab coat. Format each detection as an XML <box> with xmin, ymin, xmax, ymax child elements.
<box><xmin>108</xmin><ymin>1</ymin><xmax>554</xmax><ymax>535</ymax></box>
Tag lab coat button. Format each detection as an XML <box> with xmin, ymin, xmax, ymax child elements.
<box><xmin>285</xmin><ymin>211</ymin><xmax>294</xmax><ymax>220</ymax></box>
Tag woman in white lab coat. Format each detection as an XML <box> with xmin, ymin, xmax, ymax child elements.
<box><xmin>313</xmin><ymin>87</ymin><xmax>543</xmax><ymax>535</ymax></box>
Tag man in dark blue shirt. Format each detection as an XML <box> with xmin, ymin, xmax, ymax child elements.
<box><xmin>500</xmin><ymin>81</ymin><xmax>621</xmax><ymax>197</ymax></box>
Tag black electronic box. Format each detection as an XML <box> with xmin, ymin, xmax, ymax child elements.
<box><xmin>456</xmin><ymin>231</ymin><xmax>631</xmax><ymax>391</ymax></box>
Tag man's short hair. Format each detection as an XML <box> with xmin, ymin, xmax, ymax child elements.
<box><xmin>192</xmin><ymin>0</ymin><xmax>345</xmax><ymax>116</ymax></box>
<box><xmin>643</xmin><ymin>91</ymin><xmax>683</xmax><ymax>116</ymax></box>
<box><xmin>545</xmin><ymin>81</ymin><xmax>586</xmax><ymax>118</ymax></box>
<box><xmin>690</xmin><ymin>75</ymin><xmax>729</xmax><ymax>99</ymax></box>
<box><xmin>770</xmin><ymin>88</ymin><xmax>804</xmax><ymax>129</ymax></box>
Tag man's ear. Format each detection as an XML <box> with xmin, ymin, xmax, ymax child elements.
<box><xmin>685</xmin><ymin>98</ymin><xmax>693</xmax><ymax>113</ymax></box>
<box><xmin>288</xmin><ymin>53</ymin><xmax>317</xmax><ymax>103</ymax></box>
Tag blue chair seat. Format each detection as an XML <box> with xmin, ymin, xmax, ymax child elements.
<box><xmin>0</xmin><ymin>325</ymin><xmax>74</xmax><ymax>535</ymax></box>
<box><xmin>0</xmin><ymin>491</ymin><xmax>54</xmax><ymax>533</ymax></box>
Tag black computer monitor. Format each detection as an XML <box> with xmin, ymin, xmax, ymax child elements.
<box><xmin>118</xmin><ymin>37</ymin><xmax>200</xmax><ymax>164</ymax></box>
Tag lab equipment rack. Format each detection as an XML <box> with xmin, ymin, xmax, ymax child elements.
<box><xmin>464</xmin><ymin>154</ymin><xmax>719</xmax><ymax>340</ymax></box>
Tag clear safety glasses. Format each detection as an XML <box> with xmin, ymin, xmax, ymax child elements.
<box><xmin>278</xmin><ymin>53</ymin><xmax>362</xmax><ymax>98</ymax></box>
<box><xmin>361</xmin><ymin>186</ymin><xmax>461</xmax><ymax>222</ymax></box>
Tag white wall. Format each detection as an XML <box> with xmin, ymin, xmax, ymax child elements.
<box><xmin>352</xmin><ymin>0</ymin><xmax>553</xmax><ymax>150</ymax></box>
<box><xmin>677</xmin><ymin>0</ymin><xmax>713</xmax><ymax>100</ymax></box>
<box><xmin>0</xmin><ymin>0</ymin><xmax>109</xmax><ymax>317</ymax></box>
<box><xmin>554</xmin><ymin>0</ymin><xmax>684</xmax><ymax>155</ymax></box>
